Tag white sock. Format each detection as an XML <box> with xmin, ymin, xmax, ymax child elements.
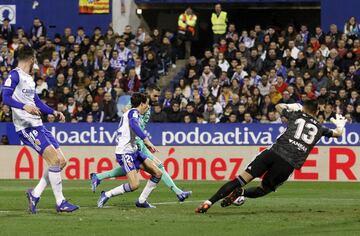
<box><xmin>32</xmin><ymin>168</ymin><xmax>49</xmax><ymax>198</ymax></box>
<box><xmin>138</xmin><ymin>176</ymin><xmax>160</xmax><ymax>204</ymax></box>
<box><xmin>48</xmin><ymin>166</ymin><xmax>65</xmax><ymax>206</ymax></box>
<box><xmin>105</xmin><ymin>183</ymin><xmax>132</xmax><ymax>198</ymax></box>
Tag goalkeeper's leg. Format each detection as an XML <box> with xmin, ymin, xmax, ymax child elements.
<box><xmin>138</xmin><ymin>140</ymin><xmax>192</xmax><ymax>202</ymax></box>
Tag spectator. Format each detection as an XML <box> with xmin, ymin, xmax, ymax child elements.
<box><xmin>344</xmin><ymin>16</ymin><xmax>360</xmax><ymax>38</ymax></box>
<box><xmin>90</xmin><ymin>102</ymin><xmax>104</xmax><ymax>122</ymax></box>
<box><xmin>203</xmin><ymin>101</ymin><xmax>217</xmax><ymax>121</ymax></box>
<box><xmin>161</xmin><ymin>89</ymin><xmax>173</xmax><ymax>112</ymax></box>
<box><xmin>208</xmin><ymin>113</ymin><xmax>220</xmax><ymax>124</ymax></box>
<box><xmin>219</xmin><ymin>104</ymin><xmax>233</xmax><ymax>123</ymax></box>
<box><xmin>142</xmin><ymin>51</ymin><xmax>158</xmax><ymax>87</ymax></box>
<box><xmin>123</xmin><ymin>68</ymin><xmax>141</xmax><ymax>93</ymax></box>
<box><xmin>211</xmin><ymin>3</ymin><xmax>227</xmax><ymax>43</ymax></box>
<box><xmin>166</xmin><ymin>101</ymin><xmax>182</xmax><ymax>122</ymax></box>
<box><xmin>269</xmin><ymin>85</ymin><xmax>282</xmax><ymax>104</ymax></box>
<box><xmin>0</xmin><ymin>105</ymin><xmax>11</xmax><ymax>122</ymax></box>
<box><xmin>150</xmin><ymin>103</ymin><xmax>167</xmax><ymax>122</ymax></box>
<box><xmin>102</xmin><ymin>93</ymin><xmax>117</xmax><ymax>122</ymax></box>
<box><xmin>199</xmin><ymin>65</ymin><xmax>216</xmax><ymax>89</ymax></box>
<box><xmin>75</xmin><ymin>103</ymin><xmax>87</xmax><ymax>122</ymax></box>
<box><xmin>86</xmin><ymin>113</ymin><xmax>94</xmax><ymax>123</ymax></box>
<box><xmin>67</xmin><ymin>96</ymin><xmax>77</xmax><ymax>117</ymax></box>
<box><xmin>181</xmin><ymin>102</ymin><xmax>196</xmax><ymax>122</ymax></box>
<box><xmin>44</xmin><ymin>89</ymin><xmax>57</xmax><ymax>109</ymax></box>
<box><xmin>177</xmin><ymin>7</ymin><xmax>197</xmax><ymax>59</ymax></box>
<box><xmin>0</xmin><ymin>18</ymin><xmax>14</xmax><ymax>42</ymax></box>
<box><xmin>30</xmin><ymin>18</ymin><xmax>46</xmax><ymax>43</ymax></box>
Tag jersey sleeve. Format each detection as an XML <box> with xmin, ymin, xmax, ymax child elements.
<box><xmin>128</xmin><ymin>100</ymin><xmax>149</xmax><ymax>130</ymax></box>
<box><xmin>128</xmin><ymin>109</ymin><xmax>146</xmax><ymax>140</ymax></box>
<box><xmin>321</xmin><ymin>126</ymin><xmax>333</xmax><ymax>138</ymax></box>
<box><xmin>281</xmin><ymin>109</ymin><xmax>297</xmax><ymax>121</ymax></box>
<box><xmin>2</xmin><ymin>70</ymin><xmax>26</xmax><ymax>110</ymax></box>
<box><xmin>34</xmin><ymin>93</ymin><xmax>54</xmax><ymax>115</ymax></box>
<box><xmin>3</xmin><ymin>70</ymin><xmax>20</xmax><ymax>90</ymax></box>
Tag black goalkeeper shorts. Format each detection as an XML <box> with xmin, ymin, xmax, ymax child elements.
<box><xmin>245</xmin><ymin>149</ymin><xmax>294</xmax><ymax>191</ymax></box>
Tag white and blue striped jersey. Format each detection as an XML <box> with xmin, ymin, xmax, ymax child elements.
<box><xmin>115</xmin><ymin>108</ymin><xmax>146</xmax><ymax>154</ymax></box>
<box><xmin>3</xmin><ymin>68</ymin><xmax>43</xmax><ymax>131</ymax></box>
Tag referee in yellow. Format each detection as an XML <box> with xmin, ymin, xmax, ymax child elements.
<box><xmin>211</xmin><ymin>3</ymin><xmax>227</xmax><ymax>44</ymax></box>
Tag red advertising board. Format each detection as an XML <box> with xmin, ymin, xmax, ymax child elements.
<box><xmin>1</xmin><ymin>146</ymin><xmax>359</xmax><ymax>181</ymax></box>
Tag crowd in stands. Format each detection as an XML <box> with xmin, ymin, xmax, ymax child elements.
<box><xmin>0</xmin><ymin>7</ymin><xmax>359</xmax><ymax>125</ymax></box>
<box><xmin>0</xmin><ymin>18</ymin><xmax>177</xmax><ymax>123</ymax></box>
<box><xmin>157</xmin><ymin>7</ymin><xmax>360</xmax><ymax>124</ymax></box>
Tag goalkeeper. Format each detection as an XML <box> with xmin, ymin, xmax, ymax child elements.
<box><xmin>196</xmin><ymin>100</ymin><xmax>346</xmax><ymax>213</ymax></box>
<box><xmin>91</xmin><ymin>85</ymin><xmax>191</xmax><ymax>202</ymax></box>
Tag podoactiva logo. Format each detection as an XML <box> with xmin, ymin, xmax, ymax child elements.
<box><xmin>161</xmin><ymin>126</ymin><xmax>360</xmax><ymax>146</ymax></box>
<box><xmin>5</xmin><ymin>123</ymin><xmax>360</xmax><ymax>146</ymax></box>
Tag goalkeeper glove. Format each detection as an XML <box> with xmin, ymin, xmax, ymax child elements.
<box><xmin>330</xmin><ymin>114</ymin><xmax>347</xmax><ymax>130</ymax></box>
<box><xmin>286</xmin><ymin>103</ymin><xmax>303</xmax><ymax>112</ymax></box>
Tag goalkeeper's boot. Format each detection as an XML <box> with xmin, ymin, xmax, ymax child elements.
<box><xmin>221</xmin><ymin>187</ymin><xmax>244</xmax><ymax>207</ymax></box>
<box><xmin>26</xmin><ymin>189</ymin><xmax>40</xmax><ymax>214</ymax></box>
<box><xmin>135</xmin><ymin>200</ymin><xmax>156</xmax><ymax>208</ymax></box>
<box><xmin>195</xmin><ymin>200</ymin><xmax>212</xmax><ymax>213</ymax></box>
<box><xmin>177</xmin><ymin>190</ymin><xmax>192</xmax><ymax>202</ymax></box>
<box><xmin>56</xmin><ymin>200</ymin><xmax>79</xmax><ymax>213</ymax></box>
<box><xmin>90</xmin><ymin>173</ymin><xmax>101</xmax><ymax>193</ymax></box>
<box><xmin>97</xmin><ymin>191</ymin><xmax>110</xmax><ymax>208</ymax></box>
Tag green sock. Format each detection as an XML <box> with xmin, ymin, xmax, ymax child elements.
<box><xmin>158</xmin><ymin>163</ymin><xmax>183</xmax><ymax>195</ymax></box>
<box><xmin>96</xmin><ymin>167</ymin><xmax>126</xmax><ymax>181</ymax></box>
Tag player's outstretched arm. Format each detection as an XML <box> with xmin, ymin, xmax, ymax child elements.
<box><xmin>129</xmin><ymin>114</ymin><xmax>158</xmax><ymax>153</ymax></box>
<box><xmin>34</xmin><ymin>93</ymin><xmax>54</xmax><ymax>114</ymax></box>
<box><xmin>330</xmin><ymin>114</ymin><xmax>347</xmax><ymax>138</ymax></box>
<box><xmin>34</xmin><ymin>93</ymin><xmax>65</xmax><ymax>122</ymax></box>
<box><xmin>275</xmin><ymin>103</ymin><xmax>303</xmax><ymax>113</ymax></box>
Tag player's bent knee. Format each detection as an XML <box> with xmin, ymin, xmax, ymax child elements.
<box><xmin>154</xmin><ymin>169</ymin><xmax>162</xmax><ymax>179</ymax></box>
<box><xmin>260</xmin><ymin>183</ymin><xmax>274</xmax><ymax>195</ymax></box>
<box><xmin>60</xmin><ymin>159</ymin><xmax>67</xmax><ymax>169</ymax></box>
<box><xmin>130</xmin><ymin>182</ymin><xmax>140</xmax><ymax>190</ymax></box>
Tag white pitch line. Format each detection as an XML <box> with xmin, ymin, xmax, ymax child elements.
<box><xmin>1</xmin><ymin>197</ymin><xmax>358</xmax><ymax>213</ymax></box>
<box><xmin>153</xmin><ymin>200</ymin><xmax>203</xmax><ymax>205</ymax></box>
<box><xmin>0</xmin><ymin>200</ymin><xmax>205</xmax><ymax>213</ymax></box>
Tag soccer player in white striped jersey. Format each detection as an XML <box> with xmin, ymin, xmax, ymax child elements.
<box><xmin>97</xmin><ymin>92</ymin><xmax>162</xmax><ymax>208</ymax></box>
<box><xmin>2</xmin><ymin>46</ymin><xmax>79</xmax><ymax>214</ymax></box>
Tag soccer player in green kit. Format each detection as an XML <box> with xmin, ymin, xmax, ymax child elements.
<box><xmin>90</xmin><ymin>84</ymin><xmax>192</xmax><ymax>206</ymax></box>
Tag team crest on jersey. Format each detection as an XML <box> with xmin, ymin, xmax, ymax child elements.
<box><xmin>4</xmin><ymin>78</ymin><xmax>12</xmax><ymax>87</ymax></box>
<box><xmin>132</xmin><ymin>112</ymin><xmax>139</xmax><ymax>118</ymax></box>
<box><xmin>35</xmin><ymin>139</ymin><xmax>41</xmax><ymax>146</ymax></box>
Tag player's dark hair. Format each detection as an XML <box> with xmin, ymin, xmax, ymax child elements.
<box><xmin>17</xmin><ymin>46</ymin><xmax>35</xmax><ymax>61</ymax></box>
<box><xmin>131</xmin><ymin>93</ymin><xmax>147</xmax><ymax>108</ymax></box>
<box><xmin>146</xmin><ymin>84</ymin><xmax>160</xmax><ymax>93</ymax></box>
<box><xmin>304</xmin><ymin>100</ymin><xmax>318</xmax><ymax>114</ymax></box>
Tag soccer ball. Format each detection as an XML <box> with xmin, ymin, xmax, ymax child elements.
<box><xmin>232</xmin><ymin>196</ymin><xmax>245</xmax><ymax>206</ymax></box>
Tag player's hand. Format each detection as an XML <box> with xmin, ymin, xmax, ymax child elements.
<box><xmin>144</xmin><ymin>138</ymin><xmax>159</xmax><ymax>153</ymax></box>
<box><xmin>23</xmin><ymin>104</ymin><xmax>41</xmax><ymax>116</ymax></box>
<box><xmin>330</xmin><ymin>114</ymin><xmax>346</xmax><ymax>129</ymax></box>
<box><xmin>54</xmin><ymin>111</ymin><xmax>65</xmax><ymax>122</ymax></box>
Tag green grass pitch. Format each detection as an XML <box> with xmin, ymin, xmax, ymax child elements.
<box><xmin>0</xmin><ymin>180</ymin><xmax>360</xmax><ymax>236</ymax></box>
